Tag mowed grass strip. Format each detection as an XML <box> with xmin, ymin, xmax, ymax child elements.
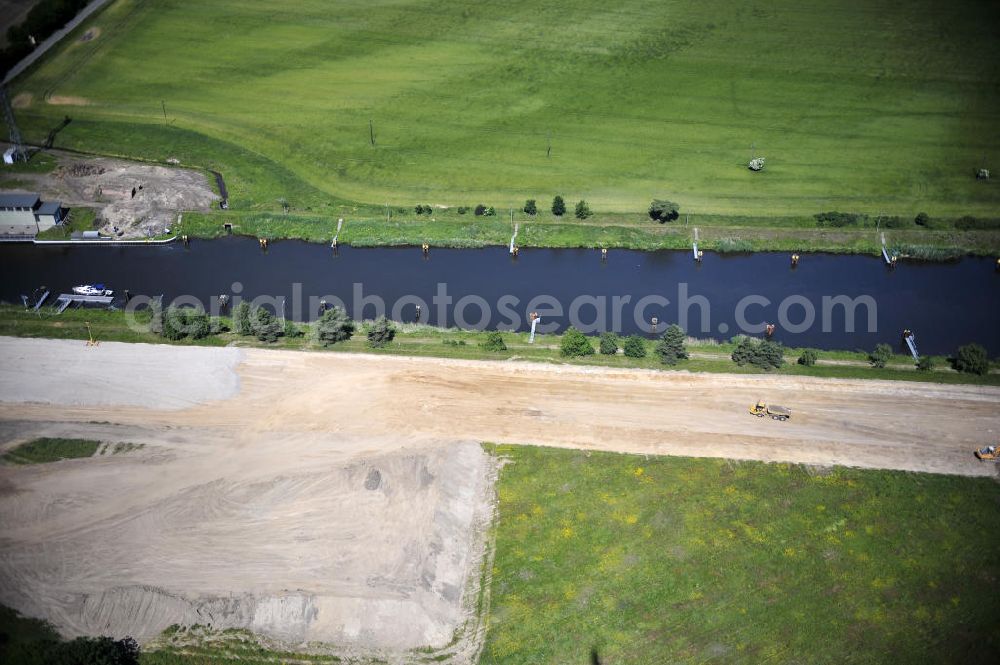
<box><xmin>481</xmin><ymin>445</ymin><xmax>1000</xmax><ymax>664</ymax></box>
<box><xmin>3</xmin><ymin>437</ymin><xmax>100</xmax><ymax>464</ymax></box>
<box><xmin>8</xmin><ymin>0</ymin><xmax>1000</xmax><ymax>218</ymax></box>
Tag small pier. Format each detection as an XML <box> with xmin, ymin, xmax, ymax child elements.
<box><xmin>33</xmin><ymin>291</ymin><xmax>49</xmax><ymax>311</ymax></box>
<box><xmin>332</xmin><ymin>218</ymin><xmax>344</xmax><ymax>247</ymax></box>
<box><xmin>509</xmin><ymin>222</ymin><xmax>519</xmax><ymax>255</ymax></box>
<box><xmin>903</xmin><ymin>330</ymin><xmax>919</xmax><ymax>362</ymax></box>
<box><xmin>53</xmin><ymin>293</ymin><xmax>115</xmax><ymax>314</ymax></box>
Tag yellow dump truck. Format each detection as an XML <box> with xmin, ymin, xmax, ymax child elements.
<box><xmin>749</xmin><ymin>400</ymin><xmax>791</xmax><ymax>421</ymax></box>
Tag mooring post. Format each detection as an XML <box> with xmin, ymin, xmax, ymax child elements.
<box><xmin>651</xmin><ymin>316</ymin><xmax>658</xmax><ymax>334</ymax></box>
<box><xmin>422</xmin><ymin>242</ymin><xmax>429</xmax><ymax>257</ymax></box>
<box><xmin>601</xmin><ymin>247</ymin><xmax>608</xmax><ymax>261</ymax></box>
<box><xmin>765</xmin><ymin>323</ymin><xmax>776</xmax><ymax>338</ymax></box>
<box><xmin>791</xmin><ymin>253</ymin><xmax>799</xmax><ymax>268</ymax></box>
<box><xmin>415</xmin><ymin>304</ymin><xmax>421</xmax><ymax>323</ymax></box>
<box><xmin>692</xmin><ymin>227</ymin><xmax>700</xmax><ymax>261</ymax></box>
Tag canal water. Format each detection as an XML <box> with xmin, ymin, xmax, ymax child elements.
<box><xmin>1</xmin><ymin>237</ymin><xmax>997</xmax><ymax>355</ymax></box>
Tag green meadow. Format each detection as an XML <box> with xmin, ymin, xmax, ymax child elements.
<box><xmin>482</xmin><ymin>445</ymin><xmax>1000</xmax><ymax>664</ymax></box>
<box><xmin>6</xmin><ymin>0</ymin><xmax>1000</xmax><ymax>232</ymax></box>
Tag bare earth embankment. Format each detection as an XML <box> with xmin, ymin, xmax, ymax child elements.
<box><xmin>0</xmin><ymin>337</ymin><xmax>998</xmax><ymax>659</ymax></box>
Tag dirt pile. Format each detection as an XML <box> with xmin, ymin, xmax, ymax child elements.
<box><xmin>0</xmin><ymin>425</ymin><xmax>495</xmax><ymax>652</ymax></box>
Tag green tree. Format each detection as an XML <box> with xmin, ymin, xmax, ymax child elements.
<box><xmin>732</xmin><ymin>337</ymin><xmax>785</xmax><ymax>370</ymax></box>
<box><xmin>560</xmin><ymin>327</ymin><xmax>594</xmax><ymax>357</ymax></box>
<box><xmin>474</xmin><ymin>204</ymin><xmax>487</xmax><ymax>216</ymax></box>
<box><xmin>250</xmin><ymin>307</ymin><xmax>283</xmax><ymax>343</ymax></box>
<box><xmin>315</xmin><ymin>307</ymin><xmax>355</xmax><ymax>346</ymax></box>
<box><xmin>797</xmin><ymin>349</ymin><xmax>818</xmax><ymax>366</ymax></box>
<box><xmin>622</xmin><ymin>335</ymin><xmax>647</xmax><ymax>358</ymax></box>
<box><xmin>283</xmin><ymin>319</ymin><xmax>304</xmax><ymax>338</ymax></box>
<box><xmin>523</xmin><ymin>199</ymin><xmax>537</xmax><ymax>215</ymax></box>
<box><xmin>916</xmin><ymin>355</ymin><xmax>934</xmax><ymax>371</ymax></box>
<box><xmin>914</xmin><ymin>211</ymin><xmax>929</xmax><ymax>226</ymax></box>
<box><xmin>867</xmin><ymin>343</ymin><xmax>893</xmax><ymax>368</ymax></box>
<box><xmin>161</xmin><ymin>306</ymin><xmax>187</xmax><ymax>341</ymax></box>
<box><xmin>551</xmin><ymin>195</ymin><xmax>566</xmax><ymax>216</ymax></box>
<box><xmin>367</xmin><ymin>316</ymin><xmax>397</xmax><ymax>348</ymax></box>
<box><xmin>574</xmin><ymin>200</ymin><xmax>592</xmax><ymax>219</ymax></box>
<box><xmin>234</xmin><ymin>301</ymin><xmax>252</xmax><ymax>336</ymax></box>
<box><xmin>655</xmin><ymin>324</ymin><xmax>688</xmax><ymax>365</ymax></box>
<box><xmin>599</xmin><ymin>332</ymin><xmax>619</xmax><ymax>355</ymax></box>
<box><xmin>480</xmin><ymin>331</ymin><xmax>507</xmax><ymax>352</ymax></box>
<box><xmin>953</xmin><ymin>343</ymin><xmax>989</xmax><ymax>375</ymax></box>
<box><xmin>648</xmin><ymin>199</ymin><xmax>680</xmax><ymax>223</ymax></box>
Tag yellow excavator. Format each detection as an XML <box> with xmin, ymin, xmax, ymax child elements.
<box><xmin>749</xmin><ymin>400</ymin><xmax>791</xmax><ymax>421</ymax></box>
<box><xmin>974</xmin><ymin>445</ymin><xmax>998</xmax><ymax>462</ymax></box>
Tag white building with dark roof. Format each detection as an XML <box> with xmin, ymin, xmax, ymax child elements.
<box><xmin>0</xmin><ymin>192</ymin><xmax>68</xmax><ymax>237</ymax></box>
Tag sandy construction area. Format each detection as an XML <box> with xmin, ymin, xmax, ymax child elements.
<box><xmin>0</xmin><ymin>337</ymin><xmax>998</xmax><ymax>658</ymax></box>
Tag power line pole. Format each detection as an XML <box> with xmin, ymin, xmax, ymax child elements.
<box><xmin>1</xmin><ymin>85</ymin><xmax>27</xmax><ymax>162</ymax></box>
<box><xmin>161</xmin><ymin>100</ymin><xmax>168</xmax><ymax>126</ymax></box>
<box><xmin>369</xmin><ymin>119</ymin><xmax>376</xmax><ymax>146</ymax></box>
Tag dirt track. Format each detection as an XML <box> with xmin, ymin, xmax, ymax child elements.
<box><xmin>1</xmin><ymin>338</ymin><xmax>998</xmax><ymax>659</ymax></box>
<box><xmin>3</xmin><ymin>339</ymin><xmax>995</xmax><ymax>476</ymax></box>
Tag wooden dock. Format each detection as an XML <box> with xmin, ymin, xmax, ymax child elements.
<box><xmin>54</xmin><ymin>293</ymin><xmax>115</xmax><ymax>314</ymax></box>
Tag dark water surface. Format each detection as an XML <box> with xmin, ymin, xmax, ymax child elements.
<box><xmin>1</xmin><ymin>237</ymin><xmax>998</xmax><ymax>354</ymax></box>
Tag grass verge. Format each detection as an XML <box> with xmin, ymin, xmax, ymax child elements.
<box><xmin>1</xmin><ymin>306</ymin><xmax>997</xmax><ymax>385</ymax></box>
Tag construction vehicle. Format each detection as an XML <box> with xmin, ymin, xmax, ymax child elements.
<box><xmin>974</xmin><ymin>445</ymin><xmax>998</xmax><ymax>462</ymax></box>
<box><xmin>749</xmin><ymin>400</ymin><xmax>790</xmax><ymax>421</ymax></box>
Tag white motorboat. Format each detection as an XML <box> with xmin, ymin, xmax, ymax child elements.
<box><xmin>72</xmin><ymin>284</ymin><xmax>113</xmax><ymax>297</ymax></box>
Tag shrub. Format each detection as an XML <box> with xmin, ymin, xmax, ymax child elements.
<box><xmin>149</xmin><ymin>299</ymin><xmax>163</xmax><ymax>335</ymax></box>
<box><xmin>250</xmin><ymin>307</ymin><xmax>283</xmax><ymax>343</ymax></box>
<box><xmin>234</xmin><ymin>301</ymin><xmax>252</xmax><ymax>336</ymax></box>
<box><xmin>881</xmin><ymin>216</ymin><xmax>909</xmax><ymax>229</ymax></box>
<box><xmin>315</xmin><ymin>307</ymin><xmax>354</xmax><ymax>346</ymax></box>
<box><xmin>283</xmin><ymin>320</ymin><xmax>304</xmax><ymax>338</ymax></box>
<box><xmin>953</xmin><ymin>343</ymin><xmax>989</xmax><ymax>375</ymax></box>
<box><xmin>457</xmin><ymin>206</ymin><xmax>469</xmax><ymax>214</ymax></box>
<box><xmin>474</xmin><ymin>204</ymin><xmax>487</xmax><ymax>216</ymax></box>
<box><xmin>797</xmin><ymin>348</ymin><xmax>818</xmax><ymax>366</ymax></box>
<box><xmin>648</xmin><ymin>199</ymin><xmax>680</xmax><ymax>223</ymax></box>
<box><xmin>655</xmin><ymin>324</ymin><xmax>689</xmax><ymax>365</ymax></box>
<box><xmin>552</xmin><ymin>195</ymin><xmax>566</xmax><ymax>216</ymax></box>
<box><xmin>480</xmin><ymin>331</ymin><xmax>507</xmax><ymax>352</ymax></box>
<box><xmin>954</xmin><ymin>216</ymin><xmax>1000</xmax><ymax>230</ymax></box>
<box><xmin>560</xmin><ymin>327</ymin><xmax>594</xmax><ymax>357</ymax></box>
<box><xmin>599</xmin><ymin>332</ymin><xmax>619</xmax><ymax>355</ymax></box>
<box><xmin>622</xmin><ymin>335</ymin><xmax>647</xmax><ymax>358</ymax></box>
<box><xmin>814</xmin><ymin>211</ymin><xmax>864</xmax><ymax>228</ymax></box>
<box><xmin>916</xmin><ymin>355</ymin><xmax>934</xmax><ymax>371</ymax></box>
<box><xmin>915</xmin><ymin>212</ymin><xmax>929</xmax><ymax>226</ymax></box>
<box><xmin>161</xmin><ymin>306</ymin><xmax>210</xmax><ymax>340</ymax></box>
<box><xmin>414</xmin><ymin>204</ymin><xmax>424</xmax><ymax>215</ymax></box>
<box><xmin>523</xmin><ymin>199</ymin><xmax>537</xmax><ymax>215</ymax></box>
<box><xmin>575</xmin><ymin>200</ymin><xmax>592</xmax><ymax>219</ymax></box>
<box><xmin>867</xmin><ymin>343</ymin><xmax>893</xmax><ymax>368</ymax></box>
<box><xmin>367</xmin><ymin>316</ymin><xmax>397</xmax><ymax>348</ymax></box>
<box><xmin>732</xmin><ymin>337</ymin><xmax>785</xmax><ymax>370</ymax></box>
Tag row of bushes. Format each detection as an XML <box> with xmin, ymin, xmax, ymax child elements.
<box><xmin>815</xmin><ymin>211</ymin><xmax>1000</xmax><ymax>230</ymax></box>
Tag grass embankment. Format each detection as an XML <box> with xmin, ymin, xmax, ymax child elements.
<box><xmin>2</xmin><ymin>306</ymin><xmax>997</xmax><ymax>386</ymax></box>
<box><xmin>4</xmin><ymin>0</ymin><xmax>1000</xmax><ymax>253</ymax></box>
<box><xmin>2</xmin><ymin>437</ymin><xmax>99</xmax><ymax>464</ymax></box>
<box><xmin>480</xmin><ymin>445</ymin><xmax>1000</xmax><ymax>664</ymax></box>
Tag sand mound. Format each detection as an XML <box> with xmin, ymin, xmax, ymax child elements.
<box><xmin>47</xmin><ymin>95</ymin><xmax>90</xmax><ymax>106</ymax></box>
<box><xmin>11</xmin><ymin>92</ymin><xmax>32</xmax><ymax>108</ymax></box>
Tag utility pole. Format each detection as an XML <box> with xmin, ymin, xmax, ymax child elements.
<box><xmin>546</xmin><ymin>130</ymin><xmax>551</xmax><ymax>158</ymax></box>
<box><xmin>369</xmin><ymin>119</ymin><xmax>376</xmax><ymax>146</ymax></box>
<box><xmin>161</xmin><ymin>100</ymin><xmax>168</xmax><ymax>126</ymax></box>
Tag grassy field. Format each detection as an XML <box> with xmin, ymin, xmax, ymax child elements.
<box><xmin>5</xmin><ymin>0</ymin><xmax>1000</xmax><ymax>234</ymax></box>
<box><xmin>1</xmin><ymin>305</ymin><xmax>998</xmax><ymax>385</ymax></box>
<box><xmin>481</xmin><ymin>445</ymin><xmax>1000</xmax><ymax>664</ymax></box>
<box><xmin>2</xmin><ymin>437</ymin><xmax>100</xmax><ymax>464</ymax></box>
